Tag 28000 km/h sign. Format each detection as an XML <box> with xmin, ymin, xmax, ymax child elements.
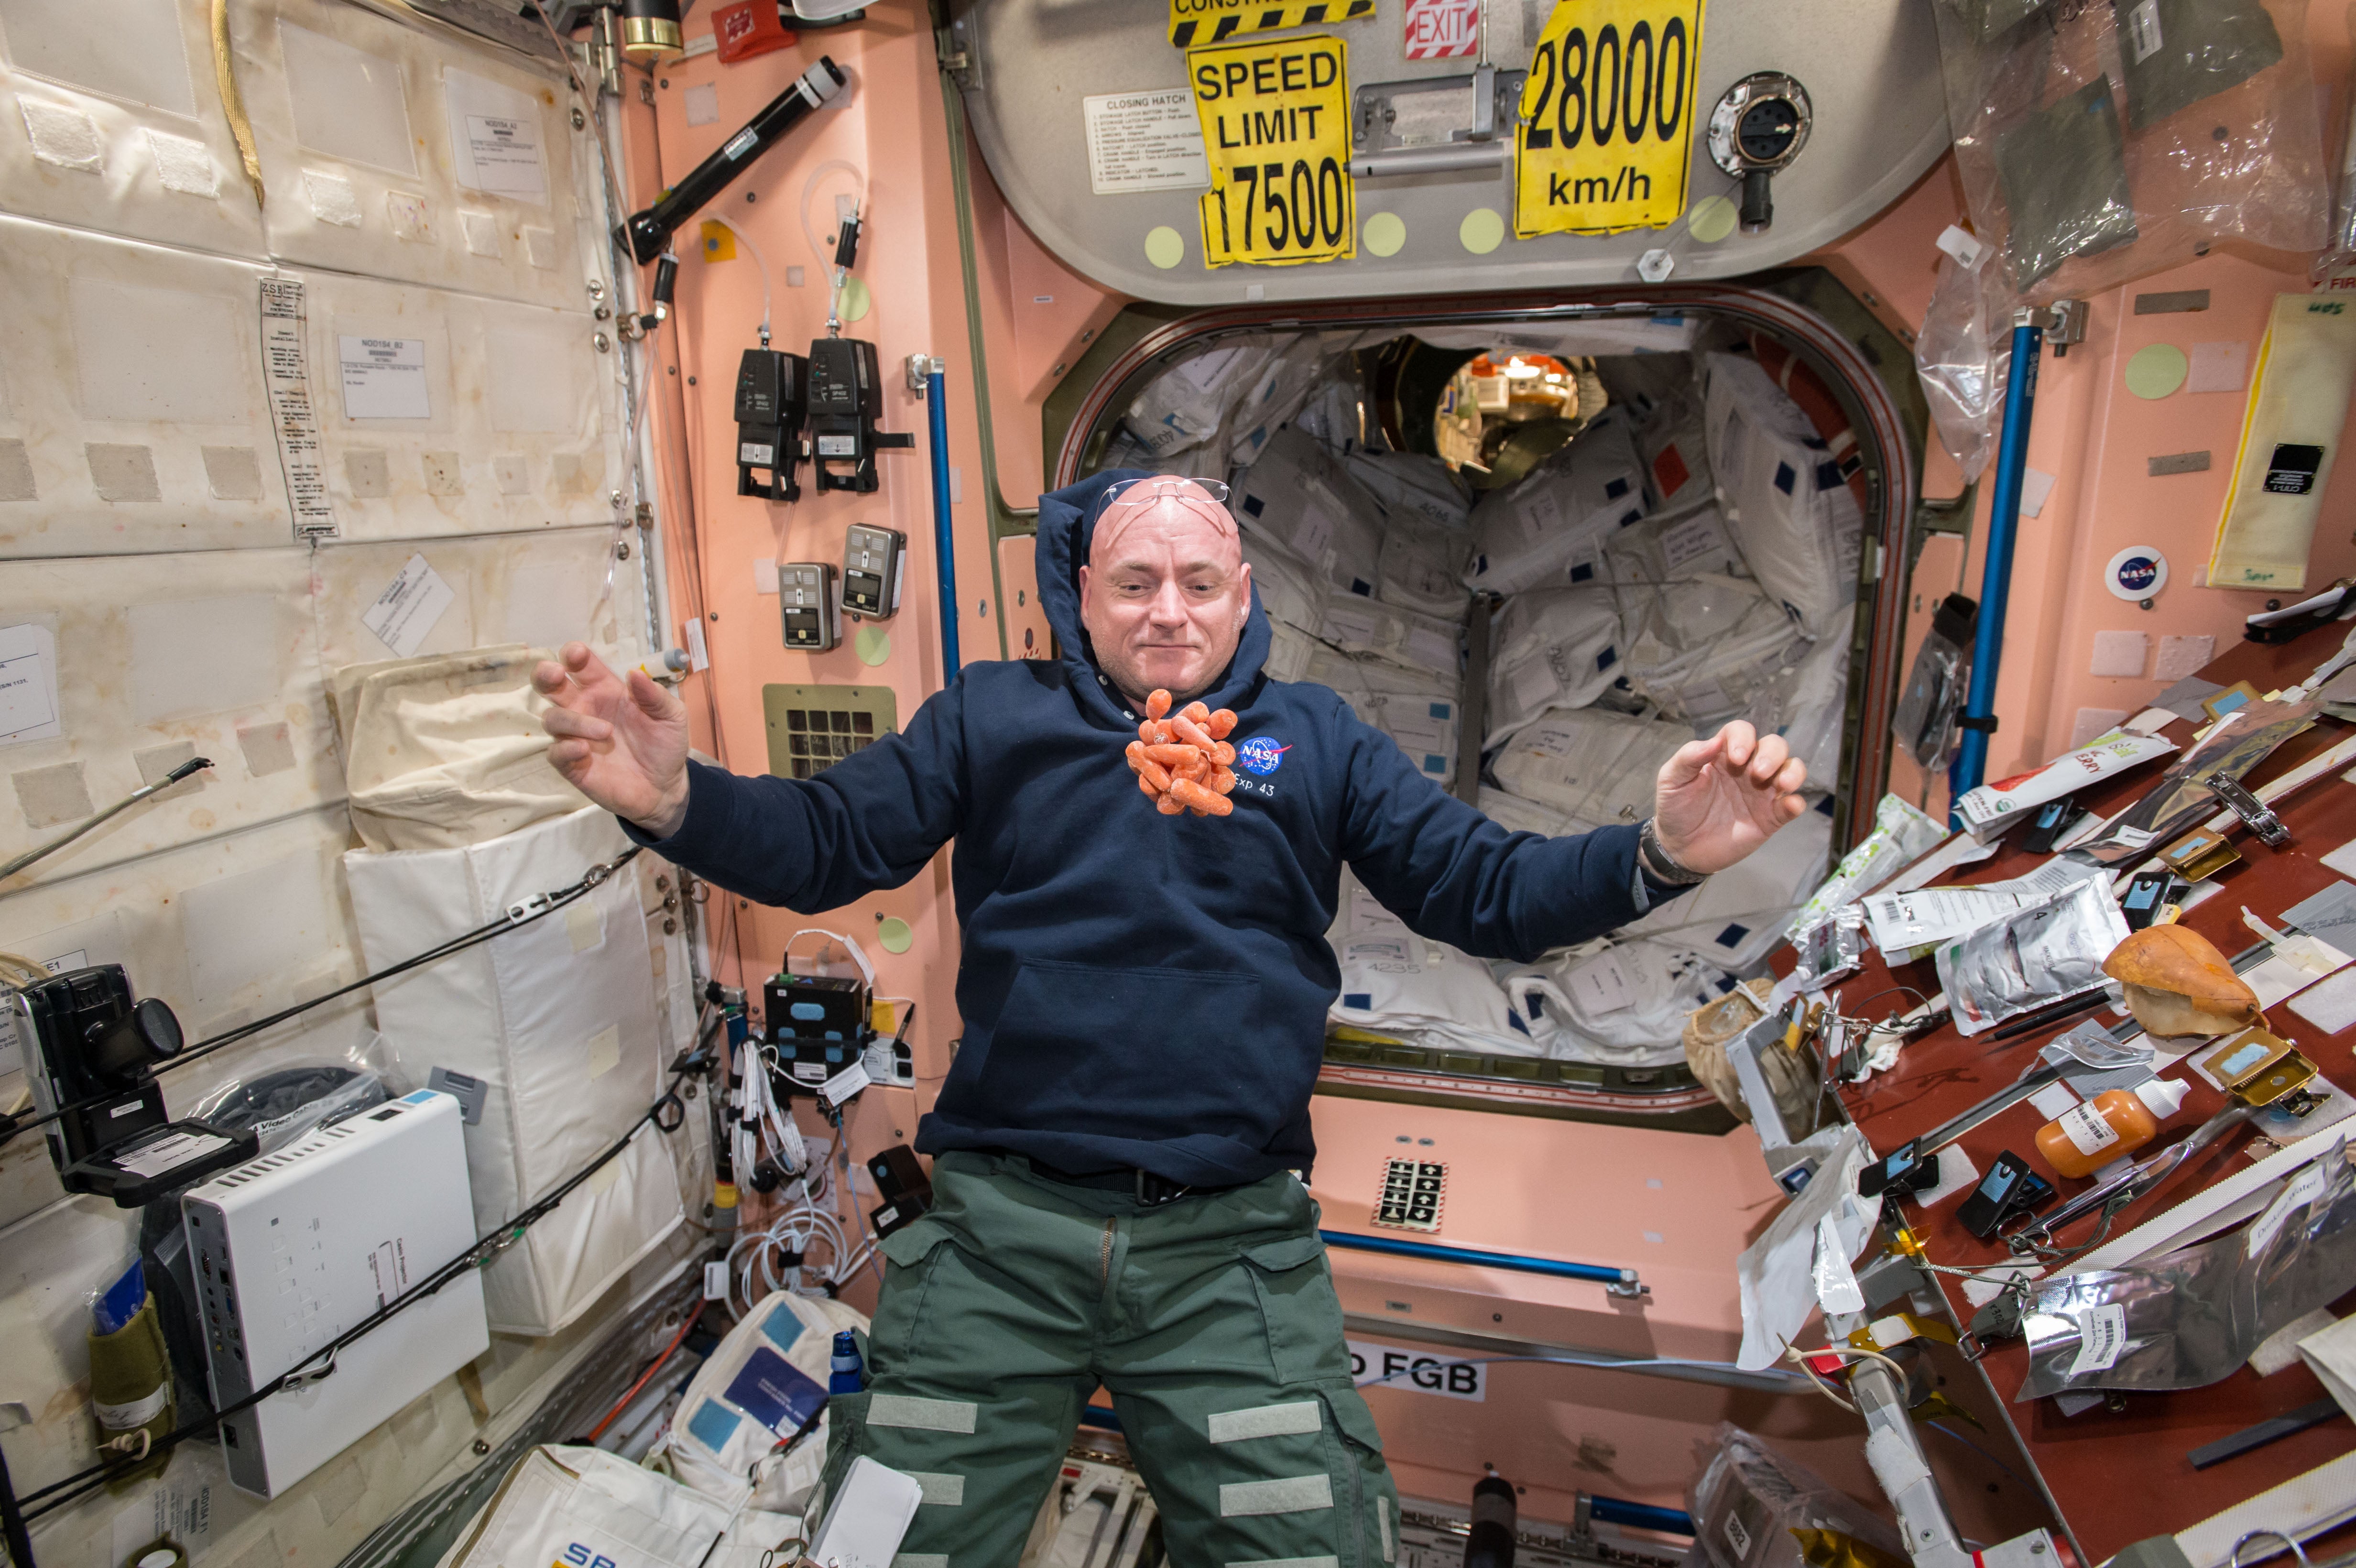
<box><xmin>1188</xmin><ymin>34</ymin><xmax>1355</xmax><ymax>268</ymax></box>
<box><xmin>1514</xmin><ymin>0</ymin><xmax>1705</xmax><ymax>238</ymax></box>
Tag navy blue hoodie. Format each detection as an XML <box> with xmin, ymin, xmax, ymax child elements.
<box><xmin>631</xmin><ymin>471</ymin><xmax>1672</xmax><ymax>1185</ymax></box>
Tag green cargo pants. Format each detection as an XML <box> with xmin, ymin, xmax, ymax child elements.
<box><xmin>817</xmin><ymin>1150</ymin><xmax>1398</xmax><ymax>1568</ymax></box>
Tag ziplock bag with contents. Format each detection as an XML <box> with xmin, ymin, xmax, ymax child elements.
<box><xmin>1936</xmin><ymin>875</ymin><xmax>2129</xmax><ymax>1036</ymax></box>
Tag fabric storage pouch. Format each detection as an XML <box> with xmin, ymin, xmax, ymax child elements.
<box><xmin>1701</xmin><ymin>352</ymin><xmax>1866</xmax><ymax>639</ymax></box>
<box><xmin>1306</xmin><ymin>645</ymin><xmax>1461</xmax><ymax>784</ymax></box>
<box><xmin>1504</xmin><ymin>939</ymin><xmax>1736</xmax><ymax>1067</ymax></box>
<box><xmin>1484</xmin><ymin>587</ymin><xmax>1624</xmax><ymax>746</ymax></box>
<box><xmin>1490</xmin><ymin>707</ymin><xmax>1691</xmax><ymax>826</ymax></box>
<box><xmin>1232</xmin><ymin>426</ymin><xmax>1385</xmax><ymax>599</ymax></box>
<box><xmin>1463</xmin><ymin>407</ymin><xmax>1649</xmax><ymax>596</ymax></box>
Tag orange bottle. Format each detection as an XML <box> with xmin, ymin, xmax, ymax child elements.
<box><xmin>2033</xmin><ymin>1077</ymin><xmax>2189</xmax><ymax>1179</ymax></box>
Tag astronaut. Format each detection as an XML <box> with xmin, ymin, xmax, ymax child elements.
<box><xmin>537</xmin><ymin>473</ymin><xmax>1807</xmax><ymax>1568</ymax></box>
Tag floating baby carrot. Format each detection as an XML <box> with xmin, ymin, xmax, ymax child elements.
<box><xmin>1169</xmin><ymin>777</ymin><xmax>1232</xmax><ymax>816</ymax></box>
<box><xmin>1180</xmin><ymin>700</ymin><xmax>1211</xmax><ymax>725</ymax></box>
<box><xmin>1170</xmin><ymin>714</ymin><xmax>1215</xmax><ymax>751</ymax></box>
<box><xmin>1138</xmin><ymin>772</ymin><xmax>1161</xmax><ymax>798</ymax></box>
<box><xmin>1156</xmin><ymin>790</ymin><xmax>1186</xmax><ymax>815</ymax></box>
<box><xmin>1146</xmin><ymin>689</ymin><xmax>1172</xmax><ymax>720</ymax></box>
<box><xmin>1211</xmin><ymin>766</ymin><xmax>1235</xmax><ymax>795</ymax></box>
<box><xmin>1143</xmin><ymin>744</ymin><xmax>1199</xmax><ymax>768</ymax></box>
<box><xmin>1149</xmin><ymin>720</ymin><xmax>1175</xmax><ymax>745</ymax></box>
<box><xmin>1211</xmin><ymin>740</ymin><xmax>1236</xmax><ymax>766</ymax></box>
<box><xmin>1208</xmin><ymin>709</ymin><xmax>1237</xmax><ymax>740</ymax></box>
<box><xmin>1135</xmin><ymin>753</ymin><xmax>1174</xmax><ymax>792</ymax></box>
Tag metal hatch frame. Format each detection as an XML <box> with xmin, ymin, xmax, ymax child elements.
<box><xmin>1041</xmin><ymin>272</ymin><xmax>1925</xmax><ymax>853</ymax></box>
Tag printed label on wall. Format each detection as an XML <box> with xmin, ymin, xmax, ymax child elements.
<box><xmin>1514</xmin><ymin>0</ymin><xmax>1705</xmax><ymax>238</ymax></box>
<box><xmin>1404</xmin><ymin>0</ymin><xmax>1479</xmax><ymax>59</ymax></box>
<box><xmin>260</xmin><ymin>278</ymin><xmax>337</xmax><ymax>539</ymax></box>
<box><xmin>1188</xmin><ymin>34</ymin><xmax>1355</xmax><ymax>268</ymax></box>
<box><xmin>339</xmin><ymin>336</ymin><xmax>432</xmax><ymax>421</ymax></box>
<box><xmin>1084</xmin><ymin>88</ymin><xmax>1211</xmax><ymax>195</ymax></box>
<box><xmin>1347</xmin><ymin>1339</ymin><xmax>1487</xmax><ymax>1400</ymax></box>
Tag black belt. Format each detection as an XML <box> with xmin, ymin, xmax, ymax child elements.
<box><xmin>1020</xmin><ymin>1156</ymin><xmax>1240</xmax><ymax>1208</ymax></box>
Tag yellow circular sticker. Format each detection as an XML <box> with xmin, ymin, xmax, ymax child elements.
<box><xmin>876</xmin><ymin>916</ymin><xmax>913</xmax><ymax>955</ymax></box>
<box><xmin>2125</xmin><ymin>342</ymin><xmax>2188</xmax><ymax>400</ymax></box>
<box><xmin>1459</xmin><ymin>208</ymin><xmax>1505</xmax><ymax>254</ymax></box>
<box><xmin>855</xmin><ymin>625</ymin><xmax>891</xmax><ymax>665</ymax></box>
<box><xmin>840</xmin><ymin>275</ymin><xmax>872</xmax><ymax>323</ymax></box>
<box><xmin>1144</xmin><ymin>226</ymin><xmax>1186</xmax><ymax>269</ymax></box>
<box><xmin>1688</xmin><ymin>196</ymin><xmax>1739</xmax><ymax>244</ymax></box>
<box><xmin>1363</xmin><ymin>211</ymin><xmax>1406</xmax><ymax>257</ymax></box>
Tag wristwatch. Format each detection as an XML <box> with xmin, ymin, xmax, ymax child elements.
<box><xmin>1638</xmin><ymin>817</ymin><xmax>1709</xmax><ymax>887</ymax></box>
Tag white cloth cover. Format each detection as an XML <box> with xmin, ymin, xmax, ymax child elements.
<box><xmin>1605</xmin><ymin>504</ymin><xmax>1807</xmax><ymax>727</ymax></box>
<box><xmin>1306</xmin><ymin>645</ymin><xmax>1460</xmax><ymax>783</ymax></box>
<box><xmin>1463</xmin><ymin>407</ymin><xmax>1649</xmax><ymax>595</ymax></box>
<box><xmin>1629</xmin><ymin>804</ymin><xmax>1834</xmax><ymax>971</ymax></box>
<box><xmin>1232</xmin><ymin>426</ymin><xmax>1385</xmax><ymax>599</ymax></box>
<box><xmin>1240</xmin><ymin>533</ymin><xmax>1326</xmax><ymax>684</ymax></box>
<box><xmin>1702</xmin><ymin>351</ymin><xmax>1865</xmax><ymax>638</ymax></box>
<box><xmin>1485</xmin><ymin>587</ymin><xmax>1625</xmax><ymax>746</ymax></box>
<box><xmin>439</xmin><ymin>1446</ymin><xmax>735</xmax><ymax>1568</ymax></box>
<box><xmin>1343</xmin><ymin>448</ymin><xmax>1473</xmax><ymax>531</ymax></box>
<box><xmin>331</xmin><ymin>644</ymin><xmax>589</xmax><ymax>853</ymax></box>
<box><xmin>664</xmin><ymin>1289</ymin><xmax>869</xmax><ymax>1511</ymax></box>
<box><xmin>1317</xmin><ymin>589</ymin><xmax>1462</xmax><ymax>675</ymax></box>
<box><xmin>1376</xmin><ymin>507</ymin><xmax>1472</xmax><ymax>620</ymax></box>
<box><xmin>1222</xmin><ymin>336</ymin><xmax>1337</xmax><ymax>468</ymax></box>
<box><xmin>1503</xmin><ymin>939</ymin><xmax>1736</xmax><ymax>1067</ymax></box>
<box><xmin>1490</xmin><ymin>706</ymin><xmax>1691</xmax><ymax>828</ymax></box>
<box><xmin>1328</xmin><ymin>871</ymin><xmax>1537</xmax><ymax>1055</ymax></box>
<box><xmin>1639</xmin><ymin>391</ymin><xmax>1715</xmax><ymax>511</ymax></box>
<box><xmin>345</xmin><ymin>806</ymin><xmax>683</xmax><ymax>1334</ymax></box>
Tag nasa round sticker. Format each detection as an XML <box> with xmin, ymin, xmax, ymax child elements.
<box><xmin>2105</xmin><ymin>546</ymin><xmax>2168</xmax><ymax>601</ymax></box>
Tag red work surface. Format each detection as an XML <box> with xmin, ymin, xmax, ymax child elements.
<box><xmin>1829</xmin><ymin>621</ymin><xmax>2356</xmax><ymax>1566</ymax></box>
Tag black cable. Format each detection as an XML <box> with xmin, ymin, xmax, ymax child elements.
<box><xmin>0</xmin><ymin>849</ymin><xmax>643</xmax><ymax>1150</ymax></box>
<box><xmin>16</xmin><ymin>1067</ymin><xmax>690</xmax><ymax>1523</ymax></box>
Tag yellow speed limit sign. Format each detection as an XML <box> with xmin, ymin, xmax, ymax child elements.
<box><xmin>1188</xmin><ymin>34</ymin><xmax>1355</xmax><ymax>268</ymax></box>
<box><xmin>1514</xmin><ymin>0</ymin><xmax>1706</xmax><ymax>238</ymax></box>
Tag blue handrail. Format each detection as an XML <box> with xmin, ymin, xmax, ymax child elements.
<box><xmin>1949</xmin><ymin>317</ymin><xmax>2044</xmax><ymax>804</ymax></box>
<box><xmin>926</xmin><ymin>365</ymin><xmax>959</xmax><ymax>685</ymax></box>
<box><xmin>1319</xmin><ymin>1229</ymin><xmax>1638</xmax><ymax>1288</ymax></box>
<box><xmin>1591</xmin><ymin>1496</ymin><xmax>1697</xmax><ymax>1536</ymax></box>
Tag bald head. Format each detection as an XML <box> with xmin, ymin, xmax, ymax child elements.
<box><xmin>1078</xmin><ymin>478</ymin><xmax>1253</xmax><ymax>708</ymax></box>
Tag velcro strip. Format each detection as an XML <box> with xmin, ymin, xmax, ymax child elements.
<box><xmin>1208</xmin><ymin>1401</ymin><xmax>1322</xmax><ymax>1444</ymax></box>
<box><xmin>1230</xmin><ymin>1559</ymin><xmax>1339</xmax><ymax>1568</ymax></box>
<box><xmin>893</xmin><ymin>1557</ymin><xmax>950</xmax><ymax>1568</ymax></box>
<box><xmin>908</xmin><ymin>1472</ymin><xmax>965</xmax><ymax>1506</ymax></box>
<box><xmin>1379</xmin><ymin>1496</ymin><xmax>1394</xmax><ymax>1562</ymax></box>
<box><xmin>1220</xmin><ymin>1476</ymin><xmax>1333</xmax><ymax>1517</ymax></box>
<box><xmin>868</xmin><ymin>1395</ymin><xmax>978</xmax><ymax>1433</ymax></box>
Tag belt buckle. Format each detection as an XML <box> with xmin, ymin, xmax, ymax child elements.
<box><xmin>1135</xmin><ymin>1170</ymin><xmax>1191</xmax><ymax>1207</ymax></box>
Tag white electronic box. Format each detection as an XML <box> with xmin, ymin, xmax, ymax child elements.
<box><xmin>182</xmin><ymin>1089</ymin><xmax>488</xmax><ymax>1498</ymax></box>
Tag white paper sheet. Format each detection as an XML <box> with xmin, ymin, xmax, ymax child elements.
<box><xmin>2299</xmin><ymin>1313</ymin><xmax>2356</xmax><ymax>1418</ymax></box>
<box><xmin>340</xmin><ymin>336</ymin><xmax>431</xmax><ymax>420</ymax></box>
<box><xmin>362</xmin><ymin>553</ymin><xmax>455</xmax><ymax>657</ymax></box>
<box><xmin>1563</xmin><ymin>949</ymin><xmax>1636</xmax><ymax>1015</ymax></box>
<box><xmin>445</xmin><ymin>67</ymin><xmax>548</xmax><ymax>203</ymax></box>
<box><xmin>0</xmin><ymin>622</ymin><xmax>63</xmax><ymax>746</ymax></box>
<box><xmin>1881</xmin><ymin>834</ymin><xmax>2002</xmax><ymax>896</ymax></box>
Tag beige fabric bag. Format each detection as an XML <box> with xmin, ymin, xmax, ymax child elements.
<box><xmin>331</xmin><ymin>644</ymin><xmax>586</xmax><ymax>853</ymax></box>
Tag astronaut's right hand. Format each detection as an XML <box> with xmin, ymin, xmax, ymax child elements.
<box><xmin>534</xmin><ymin>642</ymin><xmax>693</xmax><ymax>838</ymax></box>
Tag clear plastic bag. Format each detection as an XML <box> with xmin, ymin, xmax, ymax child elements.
<box><xmin>1914</xmin><ymin>250</ymin><xmax>2009</xmax><ymax>482</ymax></box>
<box><xmin>1686</xmin><ymin>1425</ymin><xmax>1908</xmax><ymax>1568</ymax></box>
<box><xmin>1931</xmin><ymin>0</ymin><xmax>2329</xmax><ymax>310</ymax></box>
<box><xmin>1935</xmin><ymin>874</ymin><xmax>2130</xmax><ymax>1035</ymax></box>
<box><xmin>1890</xmin><ymin>595</ymin><xmax>1977</xmax><ymax>773</ymax></box>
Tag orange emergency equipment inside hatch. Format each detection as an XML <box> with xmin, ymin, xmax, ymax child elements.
<box><xmin>602</xmin><ymin>1</ymin><xmax>2356</xmax><ymax>1564</ymax></box>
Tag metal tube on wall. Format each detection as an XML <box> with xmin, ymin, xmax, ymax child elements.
<box><xmin>1948</xmin><ymin>317</ymin><xmax>2043</xmax><ymax>802</ymax></box>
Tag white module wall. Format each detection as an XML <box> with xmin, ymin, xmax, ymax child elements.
<box><xmin>0</xmin><ymin>4</ymin><xmax>695</xmax><ymax>1566</ymax></box>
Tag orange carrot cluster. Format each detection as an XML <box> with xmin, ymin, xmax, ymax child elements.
<box><xmin>1125</xmin><ymin>688</ymin><xmax>1239</xmax><ymax>818</ymax></box>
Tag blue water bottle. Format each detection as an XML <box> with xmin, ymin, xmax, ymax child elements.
<box><xmin>829</xmin><ymin>1329</ymin><xmax>865</xmax><ymax>1394</ymax></box>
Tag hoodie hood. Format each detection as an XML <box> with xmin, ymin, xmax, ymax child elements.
<box><xmin>1033</xmin><ymin>467</ymin><xmax>1273</xmax><ymax>722</ymax></box>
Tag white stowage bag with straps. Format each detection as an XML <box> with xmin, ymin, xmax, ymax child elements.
<box><xmin>346</xmin><ymin>806</ymin><xmax>684</xmax><ymax>1335</ymax></box>
<box><xmin>658</xmin><ymin>1289</ymin><xmax>870</xmax><ymax>1512</ymax></box>
<box><xmin>1240</xmin><ymin>533</ymin><xmax>1326</xmax><ymax>684</ymax></box>
<box><xmin>1463</xmin><ymin>407</ymin><xmax>1650</xmax><ymax>596</ymax></box>
<box><xmin>1702</xmin><ymin>351</ymin><xmax>1865</xmax><ymax>639</ymax></box>
<box><xmin>1628</xmin><ymin>803</ymin><xmax>1835</xmax><ymax>972</ymax></box>
<box><xmin>1374</xmin><ymin>506</ymin><xmax>1472</xmax><ymax>621</ymax></box>
<box><xmin>1343</xmin><ymin>448</ymin><xmax>1473</xmax><ymax>531</ymax></box>
<box><xmin>1305</xmin><ymin>645</ymin><xmax>1461</xmax><ymax>784</ymax></box>
<box><xmin>1328</xmin><ymin>870</ymin><xmax>1538</xmax><ymax>1056</ymax></box>
<box><xmin>1317</xmin><ymin>589</ymin><xmax>1463</xmax><ymax>675</ymax></box>
<box><xmin>1502</xmin><ymin>939</ymin><xmax>1737</xmax><ymax>1067</ymax></box>
<box><xmin>1232</xmin><ymin>426</ymin><xmax>1386</xmax><ymax>599</ymax></box>
<box><xmin>1484</xmin><ymin>586</ymin><xmax>1624</xmax><ymax>746</ymax></box>
<box><xmin>436</xmin><ymin>1444</ymin><xmax>807</xmax><ymax>1568</ymax></box>
<box><xmin>1490</xmin><ymin>707</ymin><xmax>1690</xmax><ymax>828</ymax></box>
<box><xmin>1121</xmin><ymin>340</ymin><xmax>1276</xmax><ymax>459</ymax></box>
<box><xmin>1605</xmin><ymin>502</ymin><xmax>1807</xmax><ymax>727</ymax></box>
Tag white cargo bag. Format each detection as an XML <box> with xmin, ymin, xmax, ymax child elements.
<box><xmin>347</xmin><ymin>806</ymin><xmax>683</xmax><ymax>1335</ymax></box>
<box><xmin>1772</xmin><ymin>632</ymin><xmax>1849</xmax><ymax>790</ymax></box>
<box><xmin>1344</xmin><ymin>448</ymin><xmax>1473</xmax><ymax>531</ymax></box>
<box><xmin>1503</xmin><ymin>939</ymin><xmax>1736</xmax><ymax>1067</ymax></box>
<box><xmin>1702</xmin><ymin>351</ymin><xmax>1865</xmax><ymax>639</ymax></box>
<box><xmin>1233</xmin><ymin>426</ymin><xmax>1385</xmax><ymax>599</ymax></box>
<box><xmin>438</xmin><ymin>1446</ymin><xmax>734</xmax><ymax>1568</ymax></box>
<box><xmin>1605</xmin><ymin>505</ymin><xmax>1806</xmax><ymax>726</ymax></box>
<box><xmin>1639</xmin><ymin>392</ymin><xmax>1715</xmax><ymax>511</ymax></box>
<box><xmin>1240</xmin><ymin>534</ymin><xmax>1326</xmax><ymax>684</ymax></box>
<box><xmin>1490</xmin><ymin>707</ymin><xmax>1690</xmax><ymax>827</ymax></box>
<box><xmin>1121</xmin><ymin>341</ymin><xmax>1273</xmax><ymax>459</ymax></box>
<box><xmin>1328</xmin><ymin>871</ymin><xmax>1538</xmax><ymax>1056</ymax></box>
<box><xmin>663</xmin><ymin>1290</ymin><xmax>869</xmax><ymax>1511</ymax></box>
<box><xmin>1377</xmin><ymin>508</ymin><xmax>1472</xmax><ymax>620</ymax></box>
<box><xmin>1307</xmin><ymin>645</ymin><xmax>1459</xmax><ymax>783</ymax></box>
<box><xmin>1223</xmin><ymin>336</ymin><xmax>1337</xmax><ymax>468</ymax></box>
<box><xmin>1318</xmin><ymin>589</ymin><xmax>1462</xmax><ymax>675</ymax></box>
<box><xmin>1485</xmin><ymin>587</ymin><xmax>1624</xmax><ymax>746</ymax></box>
<box><xmin>1464</xmin><ymin>407</ymin><xmax>1648</xmax><ymax>595</ymax></box>
<box><xmin>1629</xmin><ymin>803</ymin><xmax>1834</xmax><ymax>970</ymax></box>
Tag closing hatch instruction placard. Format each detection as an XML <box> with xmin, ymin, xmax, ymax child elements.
<box><xmin>1084</xmin><ymin>88</ymin><xmax>1210</xmax><ymax>194</ymax></box>
<box><xmin>1189</xmin><ymin>34</ymin><xmax>1355</xmax><ymax>268</ymax></box>
<box><xmin>1168</xmin><ymin>0</ymin><xmax>1373</xmax><ymax>48</ymax></box>
<box><xmin>1515</xmin><ymin>0</ymin><xmax>1705</xmax><ymax>238</ymax></box>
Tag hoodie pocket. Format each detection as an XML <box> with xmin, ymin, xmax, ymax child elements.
<box><xmin>976</xmin><ymin>958</ymin><xmax>1263</xmax><ymax>1138</ymax></box>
